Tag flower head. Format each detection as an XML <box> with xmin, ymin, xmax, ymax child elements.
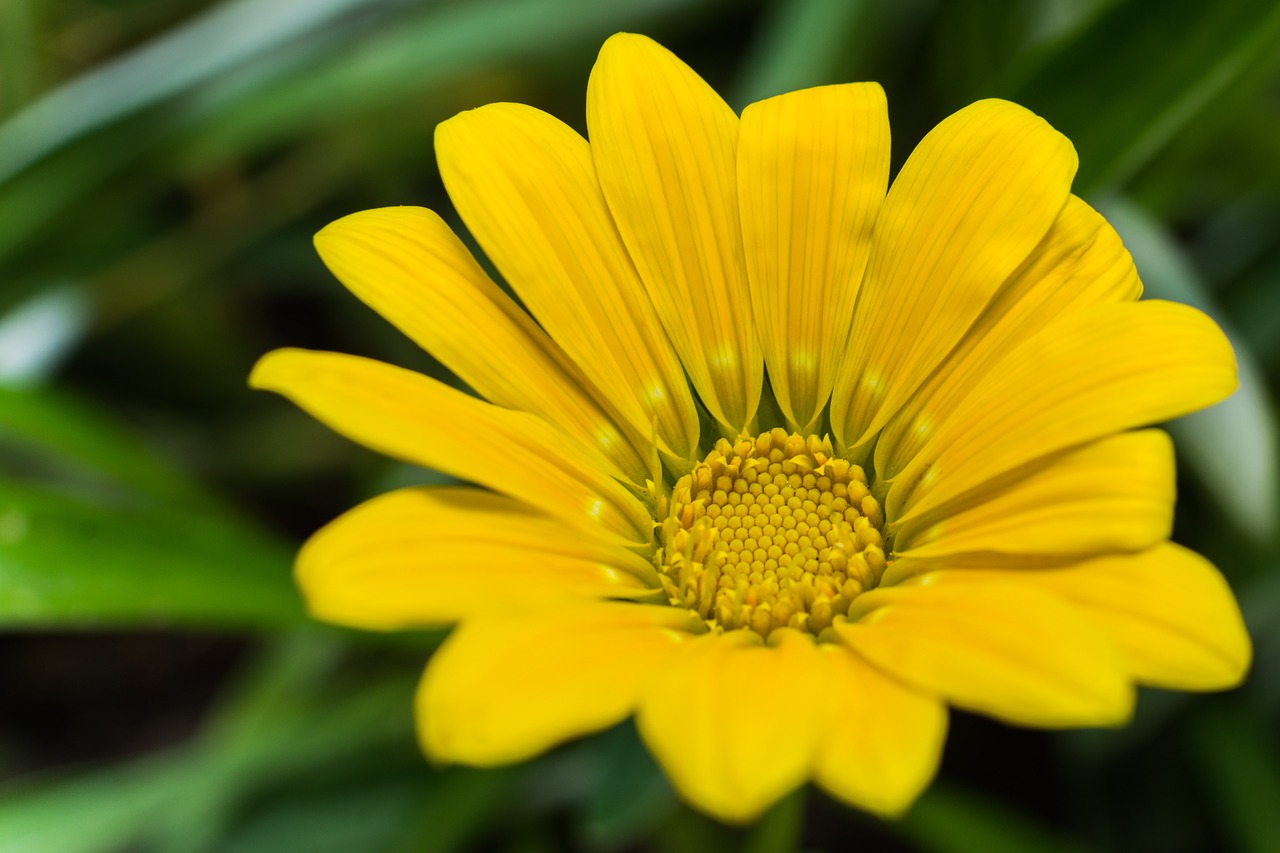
<box><xmin>251</xmin><ymin>33</ymin><xmax>1251</xmax><ymax>823</ymax></box>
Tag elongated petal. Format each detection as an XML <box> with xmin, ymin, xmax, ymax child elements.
<box><xmin>888</xmin><ymin>301</ymin><xmax>1237</xmax><ymax>523</ymax></box>
<box><xmin>436</xmin><ymin>104</ymin><xmax>699</xmax><ymax>460</ymax></box>
<box><xmin>418</xmin><ymin>602</ymin><xmax>695</xmax><ymax>765</ymax></box>
<box><xmin>637</xmin><ymin>629</ymin><xmax>829</xmax><ymax>823</ymax></box>
<box><xmin>297</xmin><ymin>486</ymin><xmax>656</xmax><ymax>630</ymax></box>
<box><xmin>250</xmin><ymin>349</ymin><xmax>652</xmax><ymax>545</ymax></box>
<box><xmin>894</xmin><ymin>430</ymin><xmax>1174</xmax><ymax>561</ymax></box>
<box><xmin>830</xmin><ymin>99</ymin><xmax>1077</xmax><ymax>454</ymax></box>
<box><xmin>933</xmin><ymin>545</ymin><xmax>1251</xmax><ymax>691</ymax></box>
<box><xmin>588</xmin><ymin>33</ymin><xmax>762</xmax><ymax>433</ymax></box>
<box><xmin>875</xmin><ymin>195</ymin><xmax>1141</xmax><ymax>480</ymax></box>
<box><xmin>738</xmin><ymin>84</ymin><xmax>890</xmax><ymax>433</ymax></box>
<box><xmin>813</xmin><ymin>645</ymin><xmax>947</xmax><ymax>818</ymax></box>
<box><xmin>837</xmin><ymin>579</ymin><xmax>1133</xmax><ymax>727</ymax></box>
<box><xmin>313</xmin><ymin>206</ymin><xmax>651</xmax><ymax>484</ymax></box>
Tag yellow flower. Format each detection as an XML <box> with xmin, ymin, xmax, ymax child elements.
<box><xmin>251</xmin><ymin>33</ymin><xmax>1251</xmax><ymax>823</ymax></box>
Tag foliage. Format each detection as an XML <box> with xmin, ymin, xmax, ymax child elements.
<box><xmin>1</xmin><ymin>0</ymin><xmax>1278</xmax><ymax>849</ymax></box>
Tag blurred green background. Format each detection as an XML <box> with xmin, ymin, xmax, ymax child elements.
<box><xmin>1</xmin><ymin>0</ymin><xmax>1279</xmax><ymax>850</ymax></box>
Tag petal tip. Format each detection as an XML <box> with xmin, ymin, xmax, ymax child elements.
<box><xmin>599</xmin><ymin>31</ymin><xmax>660</xmax><ymax>55</ymax></box>
<box><xmin>247</xmin><ymin>347</ymin><xmax>303</xmax><ymax>391</ymax></box>
<box><xmin>1200</xmin><ymin>611</ymin><xmax>1253</xmax><ymax>692</ymax></box>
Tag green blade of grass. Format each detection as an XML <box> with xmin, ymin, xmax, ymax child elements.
<box><xmin>0</xmin><ymin>0</ymin><xmax>715</xmax><ymax>273</ymax></box>
<box><xmin>0</xmin><ymin>0</ymin><xmax>379</xmax><ymax>184</ymax></box>
<box><xmin>0</xmin><ymin>0</ymin><xmax>40</xmax><ymax>118</ymax></box>
<box><xmin>0</xmin><ymin>382</ymin><xmax>212</xmax><ymax>507</ymax></box>
<box><xmin>730</xmin><ymin>0</ymin><xmax>870</xmax><ymax>107</ymax></box>
<box><xmin>1191</xmin><ymin>707</ymin><xmax>1280</xmax><ymax>853</ymax></box>
<box><xmin>177</xmin><ymin>0</ymin><xmax>712</xmax><ymax>169</ymax></box>
<box><xmin>898</xmin><ymin>784</ymin><xmax>1090</xmax><ymax>853</ymax></box>
<box><xmin>0</xmin><ymin>479</ymin><xmax>302</xmax><ymax>628</ymax></box>
<box><xmin>0</xmin><ymin>755</ymin><xmax>191</xmax><ymax>853</ymax></box>
<box><xmin>0</xmin><ymin>635</ymin><xmax>422</xmax><ymax>852</ymax></box>
<box><xmin>1001</xmin><ymin>0</ymin><xmax>1280</xmax><ymax>195</ymax></box>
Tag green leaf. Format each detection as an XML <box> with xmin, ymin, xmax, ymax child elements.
<box><xmin>928</xmin><ymin>0</ymin><xmax>1045</xmax><ymax>104</ymax></box>
<box><xmin>0</xmin><ymin>634</ymin><xmax>420</xmax><ymax>852</ymax></box>
<box><xmin>0</xmin><ymin>755</ymin><xmax>189</xmax><ymax>853</ymax></box>
<box><xmin>0</xmin><ymin>479</ymin><xmax>302</xmax><ymax>628</ymax></box>
<box><xmin>0</xmin><ymin>0</ymin><xmax>716</xmax><ymax>278</ymax></box>
<box><xmin>1238</xmin><ymin>570</ymin><xmax>1280</xmax><ymax>714</ymax></box>
<box><xmin>0</xmin><ymin>289</ymin><xmax>89</xmax><ymax>383</ymax></box>
<box><xmin>178</xmin><ymin>0</ymin><xmax>712</xmax><ymax>169</ymax></box>
<box><xmin>742</xmin><ymin>786</ymin><xmax>803</xmax><ymax>853</ymax></box>
<box><xmin>0</xmin><ymin>0</ymin><xmax>379</xmax><ymax>184</ymax></box>
<box><xmin>155</xmin><ymin>667</ymin><xmax>423</xmax><ymax>852</ymax></box>
<box><xmin>899</xmin><ymin>784</ymin><xmax>1089</xmax><ymax>853</ymax></box>
<box><xmin>1097</xmin><ymin>197</ymin><xmax>1279</xmax><ymax>546</ymax></box>
<box><xmin>211</xmin><ymin>774</ymin><xmax>442</xmax><ymax>853</ymax></box>
<box><xmin>1001</xmin><ymin>0</ymin><xmax>1280</xmax><ymax>194</ymax></box>
<box><xmin>0</xmin><ymin>382</ymin><xmax>210</xmax><ymax>507</ymax></box>
<box><xmin>0</xmin><ymin>0</ymin><xmax>39</xmax><ymax>119</ymax></box>
<box><xmin>575</xmin><ymin>724</ymin><xmax>676</xmax><ymax>848</ymax></box>
<box><xmin>394</xmin><ymin>767</ymin><xmax>516</xmax><ymax>853</ymax></box>
<box><xmin>1190</xmin><ymin>707</ymin><xmax>1280</xmax><ymax>853</ymax></box>
<box><xmin>730</xmin><ymin>0</ymin><xmax>870</xmax><ymax>107</ymax></box>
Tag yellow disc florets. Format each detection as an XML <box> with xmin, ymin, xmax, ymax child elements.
<box><xmin>655</xmin><ymin>429</ymin><xmax>887</xmax><ymax>638</ymax></box>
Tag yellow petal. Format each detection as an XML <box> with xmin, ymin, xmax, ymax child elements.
<box><xmin>932</xmin><ymin>544</ymin><xmax>1252</xmax><ymax>691</ymax></box>
<box><xmin>637</xmin><ymin>629</ymin><xmax>829</xmax><ymax>824</ymax></box>
<box><xmin>588</xmin><ymin>33</ymin><xmax>762</xmax><ymax>433</ymax></box>
<box><xmin>435</xmin><ymin>103</ymin><xmax>699</xmax><ymax>460</ymax></box>
<box><xmin>297</xmin><ymin>486</ymin><xmax>657</xmax><ymax>630</ymax></box>
<box><xmin>812</xmin><ymin>645</ymin><xmax>947</xmax><ymax>818</ymax></box>
<box><xmin>738</xmin><ymin>84</ymin><xmax>890</xmax><ymax>433</ymax></box>
<box><xmin>837</xmin><ymin>578</ymin><xmax>1133</xmax><ymax>727</ymax></box>
<box><xmin>893</xmin><ymin>430</ymin><xmax>1174</xmax><ymax>562</ymax></box>
<box><xmin>875</xmin><ymin>195</ymin><xmax>1142</xmax><ymax>481</ymax></box>
<box><xmin>313</xmin><ymin>206</ymin><xmax>651</xmax><ymax>484</ymax></box>
<box><xmin>888</xmin><ymin>300</ymin><xmax>1237</xmax><ymax>524</ymax></box>
<box><xmin>418</xmin><ymin>602</ymin><xmax>695</xmax><ymax>765</ymax></box>
<box><xmin>250</xmin><ymin>348</ymin><xmax>652</xmax><ymax>546</ymax></box>
<box><xmin>830</xmin><ymin>99</ymin><xmax>1077</xmax><ymax>455</ymax></box>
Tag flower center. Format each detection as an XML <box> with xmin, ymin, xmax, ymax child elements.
<box><xmin>655</xmin><ymin>429</ymin><xmax>887</xmax><ymax>638</ymax></box>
